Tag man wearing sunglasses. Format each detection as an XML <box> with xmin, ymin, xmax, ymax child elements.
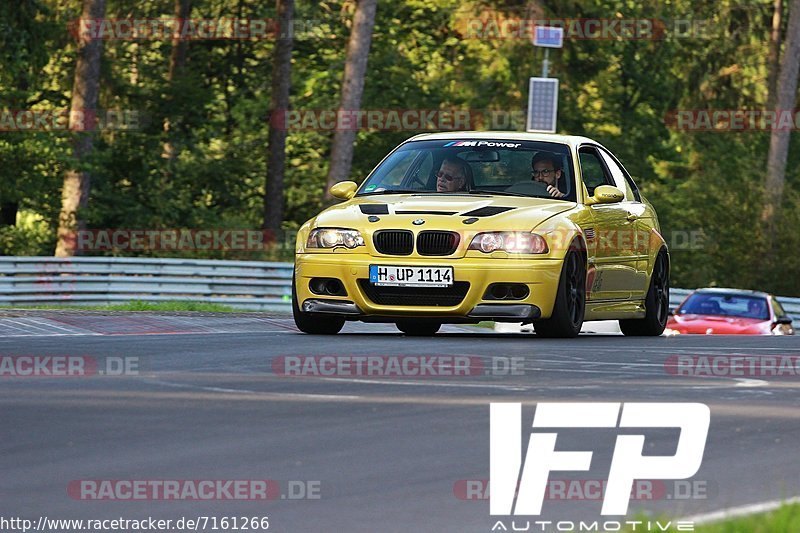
<box><xmin>435</xmin><ymin>157</ymin><xmax>469</xmax><ymax>192</ymax></box>
<box><xmin>531</xmin><ymin>152</ymin><xmax>566</xmax><ymax>198</ymax></box>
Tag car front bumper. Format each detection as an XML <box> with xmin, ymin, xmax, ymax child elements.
<box><xmin>294</xmin><ymin>253</ymin><xmax>563</xmax><ymax>323</ymax></box>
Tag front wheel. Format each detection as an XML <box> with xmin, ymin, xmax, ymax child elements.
<box><xmin>292</xmin><ymin>276</ymin><xmax>345</xmax><ymax>335</ymax></box>
<box><xmin>533</xmin><ymin>250</ymin><xmax>585</xmax><ymax>338</ymax></box>
<box><xmin>620</xmin><ymin>250</ymin><xmax>669</xmax><ymax>336</ymax></box>
<box><xmin>396</xmin><ymin>320</ymin><xmax>441</xmax><ymax>336</ymax></box>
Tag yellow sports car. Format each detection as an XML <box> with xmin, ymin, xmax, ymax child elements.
<box><xmin>293</xmin><ymin>132</ymin><xmax>669</xmax><ymax>337</ymax></box>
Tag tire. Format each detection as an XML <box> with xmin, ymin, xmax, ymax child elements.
<box><xmin>292</xmin><ymin>276</ymin><xmax>345</xmax><ymax>335</ymax></box>
<box><xmin>620</xmin><ymin>250</ymin><xmax>669</xmax><ymax>337</ymax></box>
<box><xmin>395</xmin><ymin>320</ymin><xmax>441</xmax><ymax>336</ymax></box>
<box><xmin>533</xmin><ymin>250</ymin><xmax>585</xmax><ymax>338</ymax></box>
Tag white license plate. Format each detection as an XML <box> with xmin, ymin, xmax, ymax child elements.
<box><xmin>369</xmin><ymin>265</ymin><xmax>453</xmax><ymax>287</ymax></box>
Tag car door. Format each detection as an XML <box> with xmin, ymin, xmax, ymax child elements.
<box><xmin>596</xmin><ymin>146</ymin><xmax>650</xmax><ymax>299</ymax></box>
<box><xmin>578</xmin><ymin>145</ymin><xmax>638</xmax><ymax>301</ymax></box>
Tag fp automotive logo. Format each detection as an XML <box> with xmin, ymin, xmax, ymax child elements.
<box><xmin>490</xmin><ymin>402</ymin><xmax>710</xmax><ymax>516</ymax></box>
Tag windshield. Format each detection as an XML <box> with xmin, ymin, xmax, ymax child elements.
<box><xmin>678</xmin><ymin>293</ymin><xmax>770</xmax><ymax>320</ymax></box>
<box><xmin>358</xmin><ymin>139</ymin><xmax>577</xmax><ymax>201</ymax></box>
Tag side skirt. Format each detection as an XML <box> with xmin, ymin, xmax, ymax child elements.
<box><xmin>584</xmin><ymin>299</ymin><xmax>646</xmax><ymax>321</ymax></box>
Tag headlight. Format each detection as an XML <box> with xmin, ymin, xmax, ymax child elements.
<box><xmin>307</xmin><ymin>228</ymin><xmax>365</xmax><ymax>249</ymax></box>
<box><xmin>468</xmin><ymin>232</ymin><xmax>548</xmax><ymax>254</ymax></box>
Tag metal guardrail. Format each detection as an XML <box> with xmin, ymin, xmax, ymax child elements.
<box><xmin>0</xmin><ymin>257</ymin><xmax>293</xmax><ymax>311</ymax></box>
<box><xmin>0</xmin><ymin>257</ymin><xmax>798</xmax><ymax>319</ymax></box>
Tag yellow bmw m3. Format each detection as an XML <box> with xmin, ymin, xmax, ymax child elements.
<box><xmin>293</xmin><ymin>132</ymin><xmax>669</xmax><ymax>338</ymax></box>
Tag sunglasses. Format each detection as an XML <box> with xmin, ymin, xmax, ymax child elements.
<box><xmin>436</xmin><ymin>170</ymin><xmax>464</xmax><ymax>182</ymax></box>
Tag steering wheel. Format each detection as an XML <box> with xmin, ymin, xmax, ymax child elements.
<box><xmin>409</xmin><ymin>172</ymin><xmax>428</xmax><ymax>188</ymax></box>
<box><xmin>505</xmin><ymin>180</ymin><xmax>551</xmax><ymax>196</ymax></box>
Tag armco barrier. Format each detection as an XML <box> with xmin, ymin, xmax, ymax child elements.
<box><xmin>0</xmin><ymin>257</ymin><xmax>798</xmax><ymax>319</ymax></box>
<box><xmin>0</xmin><ymin>257</ymin><xmax>293</xmax><ymax>311</ymax></box>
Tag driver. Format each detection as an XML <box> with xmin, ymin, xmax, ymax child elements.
<box><xmin>531</xmin><ymin>152</ymin><xmax>566</xmax><ymax>198</ymax></box>
<box><xmin>436</xmin><ymin>157</ymin><xmax>469</xmax><ymax>192</ymax></box>
<box><xmin>747</xmin><ymin>299</ymin><xmax>765</xmax><ymax>318</ymax></box>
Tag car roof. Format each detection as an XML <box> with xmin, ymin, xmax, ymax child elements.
<box><xmin>692</xmin><ymin>288</ymin><xmax>772</xmax><ymax>298</ymax></box>
<box><xmin>405</xmin><ymin>131</ymin><xmax>597</xmax><ymax>148</ymax></box>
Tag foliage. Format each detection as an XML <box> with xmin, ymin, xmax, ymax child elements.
<box><xmin>0</xmin><ymin>0</ymin><xmax>798</xmax><ymax>294</ymax></box>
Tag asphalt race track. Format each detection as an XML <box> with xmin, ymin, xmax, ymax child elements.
<box><xmin>2</xmin><ymin>310</ymin><xmax>799</xmax><ymax>532</ymax></box>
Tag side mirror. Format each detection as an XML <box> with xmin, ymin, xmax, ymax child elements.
<box><xmin>775</xmin><ymin>316</ymin><xmax>793</xmax><ymax>325</ymax></box>
<box><xmin>586</xmin><ymin>185</ymin><xmax>625</xmax><ymax>205</ymax></box>
<box><xmin>329</xmin><ymin>181</ymin><xmax>358</xmax><ymax>200</ymax></box>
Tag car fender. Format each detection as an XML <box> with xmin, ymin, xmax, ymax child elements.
<box><xmin>532</xmin><ymin>215</ymin><xmax>587</xmax><ymax>261</ymax></box>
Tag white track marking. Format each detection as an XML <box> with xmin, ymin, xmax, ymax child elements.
<box><xmin>143</xmin><ymin>377</ymin><xmax>364</xmax><ymax>400</ymax></box>
<box><xmin>681</xmin><ymin>495</ymin><xmax>800</xmax><ymax>524</ymax></box>
<box><xmin>140</xmin><ymin>378</ymin><xmax>257</xmax><ymax>394</ymax></box>
<box><xmin>734</xmin><ymin>378</ymin><xmax>769</xmax><ymax>387</ymax></box>
<box><xmin>23</xmin><ymin>317</ymin><xmax>95</xmax><ymax>334</ymax></box>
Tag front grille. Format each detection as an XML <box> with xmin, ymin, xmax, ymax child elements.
<box><xmin>373</xmin><ymin>230</ymin><xmax>414</xmax><ymax>255</ymax></box>
<box><xmin>417</xmin><ymin>231</ymin><xmax>460</xmax><ymax>256</ymax></box>
<box><xmin>358</xmin><ymin>280</ymin><xmax>470</xmax><ymax>307</ymax></box>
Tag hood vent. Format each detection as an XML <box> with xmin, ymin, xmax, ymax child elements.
<box><xmin>359</xmin><ymin>204</ymin><xmax>390</xmax><ymax>215</ymax></box>
<box><xmin>395</xmin><ymin>210</ymin><xmax>457</xmax><ymax>215</ymax></box>
<box><xmin>461</xmin><ymin>206</ymin><xmax>515</xmax><ymax>217</ymax></box>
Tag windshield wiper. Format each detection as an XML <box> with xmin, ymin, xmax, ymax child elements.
<box><xmin>469</xmin><ymin>189</ymin><xmax>530</xmax><ymax>197</ymax></box>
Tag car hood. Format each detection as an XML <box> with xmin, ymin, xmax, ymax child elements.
<box><xmin>313</xmin><ymin>194</ymin><xmax>576</xmax><ymax>233</ymax></box>
<box><xmin>666</xmin><ymin>314</ymin><xmax>771</xmax><ymax>335</ymax></box>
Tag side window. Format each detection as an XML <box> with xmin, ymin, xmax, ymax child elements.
<box><xmin>578</xmin><ymin>147</ymin><xmax>612</xmax><ymax>196</ymax></box>
<box><xmin>380</xmin><ymin>151</ymin><xmax>416</xmax><ymax>187</ymax></box>
<box><xmin>396</xmin><ymin>151</ymin><xmax>432</xmax><ymax>189</ymax></box>
<box><xmin>414</xmin><ymin>152</ymin><xmax>433</xmax><ymax>188</ymax></box>
<box><xmin>598</xmin><ymin>148</ymin><xmax>641</xmax><ymax>202</ymax></box>
<box><xmin>772</xmin><ymin>297</ymin><xmax>786</xmax><ymax>317</ymax></box>
<box><xmin>598</xmin><ymin>148</ymin><xmax>635</xmax><ymax>201</ymax></box>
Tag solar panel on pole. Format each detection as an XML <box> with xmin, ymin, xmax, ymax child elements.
<box><xmin>533</xmin><ymin>26</ymin><xmax>563</xmax><ymax>48</ymax></box>
<box><xmin>526</xmin><ymin>77</ymin><xmax>559</xmax><ymax>133</ymax></box>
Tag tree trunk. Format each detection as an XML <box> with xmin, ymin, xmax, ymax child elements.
<box><xmin>767</xmin><ymin>0</ymin><xmax>784</xmax><ymax>109</ymax></box>
<box><xmin>263</xmin><ymin>0</ymin><xmax>295</xmax><ymax>236</ymax></box>
<box><xmin>162</xmin><ymin>0</ymin><xmax>192</xmax><ymax>161</ymax></box>
<box><xmin>0</xmin><ymin>203</ymin><xmax>18</xmax><ymax>227</ymax></box>
<box><xmin>763</xmin><ymin>0</ymin><xmax>800</xmax><ymax>254</ymax></box>
<box><xmin>55</xmin><ymin>0</ymin><xmax>105</xmax><ymax>257</ymax></box>
<box><xmin>324</xmin><ymin>0</ymin><xmax>378</xmax><ymax>200</ymax></box>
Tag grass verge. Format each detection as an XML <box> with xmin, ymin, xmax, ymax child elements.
<box><xmin>690</xmin><ymin>502</ymin><xmax>800</xmax><ymax>532</ymax></box>
<box><xmin>0</xmin><ymin>301</ymin><xmax>243</xmax><ymax>312</ymax></box>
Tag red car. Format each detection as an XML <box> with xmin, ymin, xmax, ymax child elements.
<box><xmin>666</xmin><ymin>288</ymin><xmax>794</xmax><ymax>335</ymax></box>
